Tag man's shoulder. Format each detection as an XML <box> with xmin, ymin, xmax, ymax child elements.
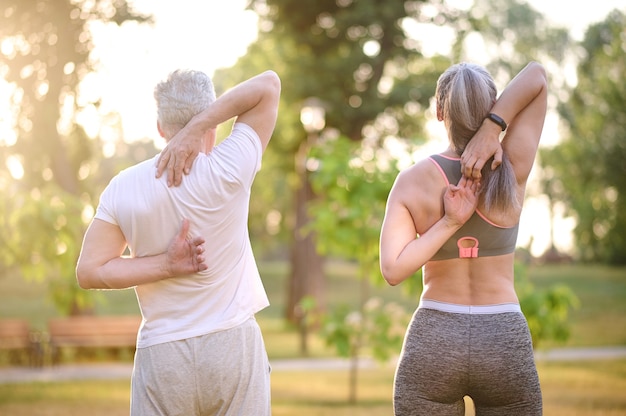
<box><xmin>105</xmin><ymin>155</ymin><xmax>160</xmax><ymax>190</ymax></box>
<box><xmin>215</xmin><ymin>123</ymin><xmax>261</xmax><ymax>157</ymax></box>
<box><xmin>225</xmin><ymin>123</ymin><xmax>260</xmax><ymax>147</ymax></box>
<box><xmin>117</xmin><ymin>155</ymin><xmax>158</xmax><ymax>176</ymax></box>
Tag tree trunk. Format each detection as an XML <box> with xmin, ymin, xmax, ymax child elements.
<box><xmin>285</xmin><ymin>137</ymin><xmax>326</xmax><ymax>324</ymax></box>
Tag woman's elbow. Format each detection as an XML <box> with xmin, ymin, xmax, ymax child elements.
<box><xmin>380</xmin><ymin>265</ymin><xmax>403</xmax><ymax>287</ymax></box>
<box><xmin>528</xmin><ymin>61</ymin><xmax>548</xmax><ymax>86</ymax></box>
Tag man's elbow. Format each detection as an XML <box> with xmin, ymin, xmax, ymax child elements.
<box><xmin>75</xmin><ymin>264</ymin><xmax>97</xmax><ymax>290</ymax></box>
<box><xmin>262</xmin><ymin>70</ymin><xmax>281</xmax><ymax>96</ymax></box>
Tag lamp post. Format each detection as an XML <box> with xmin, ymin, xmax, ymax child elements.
<box><xmin>291</xmin><ymin>98</ymin><xmax>326</xmax><ymax>356</ymax></box>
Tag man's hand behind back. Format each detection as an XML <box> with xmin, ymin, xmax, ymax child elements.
<box><xmin>165</xmin><ymin>219</ymin><xmax>208</xmax><ymax>276</ymax></box>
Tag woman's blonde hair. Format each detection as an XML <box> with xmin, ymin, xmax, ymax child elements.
<box><xmin>436</xmin><ymin>63</ymin><xmax>519</xmax><ymax>212</ymax></box>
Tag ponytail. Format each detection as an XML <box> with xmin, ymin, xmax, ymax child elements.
<box><xmin>479</xmin><ymin>153</ymin><xmax>520</xmax><ymax>212</ymax></box>
<box><xmin>436</xmin><ymin>63</ymin><xmax>519</xmax><ymax>212</ymax></box>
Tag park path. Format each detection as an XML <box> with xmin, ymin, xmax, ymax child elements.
<box><xmin>1</xmin><ymin>346</ymin><xmax>626</xmax><ymax>385</ymax></box>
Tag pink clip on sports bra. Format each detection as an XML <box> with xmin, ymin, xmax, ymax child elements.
<box><xmin>457</xmin><ymin>237</ymin><xmax>479</xmax><ymax>258</ymax></box>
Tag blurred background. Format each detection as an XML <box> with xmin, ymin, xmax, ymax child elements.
<box><xmin>0</xmin><ymin>0</ymin><xmax>625</xmax><ymax>415</ymax></box>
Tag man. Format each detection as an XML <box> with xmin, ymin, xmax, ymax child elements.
<box><xmin>76</xmin><ymin>69</ymin><xmax>281</xmax><ymax>415</ymax></box>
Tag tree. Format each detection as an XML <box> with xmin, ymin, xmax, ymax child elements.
<box><xmin>540</xmin><ymin>9</ymin><xmax>626</xmax><ymax>264</ymax></box>
<box><xmin>446</xmin><ymin>0</ymin><xmax>570</xmax><ymax>80</ymax></box>
<box><xmin>307</xmin><ymin>135</ymin><xmax>412</xmax><ymax>402</ymax></box>
<box><xmin>245</xmin><ymin>0</ymin><xmax>448</xmax><ymax>323</ymax></box>
<box><xmin>245</xmin><ymin>0</ymin><xmax>574</xmax><ymax>323</ymax></box>
<box><xmin>321</xmin><ymin>297</ymin><xmax>410</xmax><ymax>403</ymax></box>
<box><xmin>218</xmin><ymin>0</ymin><xmax>573</xmax><ymax>325</ymax></box>
<box><xmin>0</xmin><ymin>0</ymin><xmax>151</xmax><ymax>313</ymax></box>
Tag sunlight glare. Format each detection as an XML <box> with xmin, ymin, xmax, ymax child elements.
<box><xmin>363</xmin><ymin>40</ymin><xmax>380</xmax><ymax>57</ymax></box>
<box><xmin>0</xmin><ymin>78</ymin><xmax>17</xmax><ymax>146</ymax></box>
<box><xmin>6</xmin><ymin>155</ymin><xmax>24</xmax><ymax>179</ymax></box>
<box><xmin>89</xmin><ymin>0</ymin><xmax>259</xmax><ymax>142</ymax></box>
<box><xmin>82</xmin><ymin>204</ymin><xmax>95</xmax><ymax>224</ymax></box>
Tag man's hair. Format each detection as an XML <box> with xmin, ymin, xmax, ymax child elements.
<box><xmin>436</xmin><ymin>63</ymin><xmax>519</xmax><ymax>212</ymax></box>
<box><xmin>154</xmin><ymin>69</ymin><xmax>216</xmax><ymax>139</ymax></box>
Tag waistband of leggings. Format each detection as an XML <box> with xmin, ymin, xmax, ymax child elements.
<box><xmin>418</xmin><ymin>299</ymin><xmax>522</xmax><ymax>315</ymax></box>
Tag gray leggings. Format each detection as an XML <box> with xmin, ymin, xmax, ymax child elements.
<box><xmin>394</xmin><ymin>305</ymin><xmax>542</xmax><ymax>416</ymax></box>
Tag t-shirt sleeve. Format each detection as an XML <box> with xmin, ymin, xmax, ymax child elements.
<box><xmin>94</xmin><ymin>176</ymin><xmax>119</xmax><ymax>226</ymax></box>
<box><xmin>212</xmin><ymin>122</ymin><xmax>263</xmax><ymax>188</ymax></box>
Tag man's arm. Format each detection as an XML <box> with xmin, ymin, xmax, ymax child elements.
<box><xmin>76</xmin><ymin>218</ymin><xmax>207</xmax><ymax>290</ymax></box>
<box><xmin>156</xmin><ymin>70</ymin><xmax>281</xmax><ymax>186</ymax></box>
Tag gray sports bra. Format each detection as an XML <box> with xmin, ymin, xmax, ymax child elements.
<box><xmin>428</xmin><ymin>154</ymin><xmax>519</xmax><ymax>260</ymax></box>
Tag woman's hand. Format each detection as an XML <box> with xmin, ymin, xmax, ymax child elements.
<box><xmin>165</xmin><ymin>219</ymin><xmax>208</xmax><ymax>276</ymax></box>
<box><xmin>443</xmin><ymin>176</ymin><xmax>480</xmax><ymax>226</ymax></box>
<box><xmin>460</xmin><ymin>121</ymin><xmax>503</xmax><ymax>179</ymax></box>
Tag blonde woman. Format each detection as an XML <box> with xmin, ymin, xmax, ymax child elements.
<box><xmin>380</xmin><ymin>62</ymin><xmax>547</xmax><ymax>415</ymax></box>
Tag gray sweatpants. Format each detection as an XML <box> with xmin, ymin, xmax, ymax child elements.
<box><xmin>130</xmin><ymin>317</ymin><xmax>271</xmax><ymax>416</ymax></box>
<box><xmin>394</xmin><ymin>304</ymin><xmax>542</xmax><ymax>416</ymax></box>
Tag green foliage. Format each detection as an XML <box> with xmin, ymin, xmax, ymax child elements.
<box><xmin>307</xmin><ymin>136</ymin><xmax>395</xmax><ymax>272</ymax></box>
<box><xmin>541</xmin><ymin>9</ymin><xmax>626</xmax><ymax>264</ymax></box>
<box><xmin>515</xmin><ymin>262</ymin><xmax>580</xmax><ymax>347</ymax></box>
<box><xmin>0</xmin><ymin>0</ymin><xmax>152</xmax><ymax>314</ymax></box>
<box><xmin>307</xmin><ymin>135</ymin><xmax>423</xmax><ymax>294</ymax></box>
<box><xmin>0</xmin><ymin>183</ymin><xmax>99</xmax><ymax>314</ymax></box>
<box><xmin>0</xmin><ymin>0</ymin><xmax>151</xmax><ymax>193</ymax></box>
<box><xmin>306</xmin><ymin>135</ymin><xmax>416</xmax><ymax>401</ymax></box>
<box><xmin>231</xmin><ymin>0</ymin><xmax>451</xmax><ymax>259</ymax></box>
<box><xmin>295</xmin><ymin>295</ymin><xmax>318</xmax><ymax>334</ymax></box>
<box><xmin>251</xmin><ymin>0</ymin><xmax>444</xmax><ymax>141</ymax></box>
<box><xmin>321</xmin><ymin>297</ymin><xmax>409</xmax><ymax>362</ymax></box>
<box><xmin>320</xmin><ymin>297</ymin><xmax>410</xmax><ymax>402</ymax></box>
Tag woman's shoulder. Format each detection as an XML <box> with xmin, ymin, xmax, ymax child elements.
<box><xmin>397</xmin><ymin>156</ymin><xmax>447</xmax><ymax>183</ymax></box>
<box><xmin>392</xmin><ymin>156</ymin><xmax>447</xmax><ymax>202</ymax></box>
<box><xmin>389</xmin><ymin>156</ymin><xmax>447</xmax><ymax>233</ymax></box>
<box><xmin>401</xmin><ymin>155</ymin><xmax>435</xmax><ymax>173</ymax></box>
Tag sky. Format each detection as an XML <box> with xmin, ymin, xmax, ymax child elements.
<box><xmin>86</xmin><ymin>0</ymin><xmax>258</xmax><ymax>143</ymax></box>
<box><xmin>527</xmin><ymin>0</ymin><xmax>624</xmax><ymax>40</ymax></box>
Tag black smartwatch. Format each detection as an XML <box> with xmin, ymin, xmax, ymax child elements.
<box><xmin>486</xmin><ymin>113</ymin><xmax>507</xmax><ymax>131</ymax></box>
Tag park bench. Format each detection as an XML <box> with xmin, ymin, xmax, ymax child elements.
<box><xmin>48</xmin><ymin>315</ymin><xmax>142</xmax><ymax>363</ymax></box>
<box><xmin>0</xmin><ymin>318</ymin><xmax>42</xmax><ymax>366</ymax></box>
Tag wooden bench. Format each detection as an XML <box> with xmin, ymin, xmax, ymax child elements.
<box><xmin>48</xmin><ymin>315</ymin><xmax>141</xmax><ymax>363</ymax></box>
<box><xmin>0</xmin><ymin>319</ymin><xmax>42</xmax><ymax>366</ymax></box>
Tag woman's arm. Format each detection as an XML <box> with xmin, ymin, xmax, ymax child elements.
<box><xmin>380</xmin><ymin>175</ymin><xmax>479</xmax><ymax>286</ymax></box>
<box><xmin>461</xmin><ymin>62</ymin><xmax>548</xmax><ymax>181</ymax></box>
<box><xmin>76</xmin><ymin>218</ymin><xmax>207</xmax><ymax>290</ymax></box>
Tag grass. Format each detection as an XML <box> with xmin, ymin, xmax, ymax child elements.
<box><xmin>527</xmin><ymin>264</ymin><xmax>626</xmax><ymax>347</ymax></box>
<box><xmin>0</xmin><ymin>262</ymin><xmax>625</xmax><ymax>358</ymax></box>
<box><xmin>1</xmin><ymin>360</ymin><xmax>625</xmax><ymax>415</ymax></box>
<box><xmin>539</xmin><ymin>359</ymin><xmax>626</xmax><ymax>415</ymax></box>
<box><xmin>0</xmin><ymin>262</ymin><xmax>625</xmax><ymax>414</ymax></box>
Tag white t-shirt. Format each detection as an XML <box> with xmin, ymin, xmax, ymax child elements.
<box><xmin>95</xmin><ymin>123</ymin><xmax>270</xmax><ymax>348</ymax></box>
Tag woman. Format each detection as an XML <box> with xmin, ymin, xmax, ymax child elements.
<box><xmin>380</xmin><ymin>61</ymin><xmax>547</xmax><ymax>415</ymax></box>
